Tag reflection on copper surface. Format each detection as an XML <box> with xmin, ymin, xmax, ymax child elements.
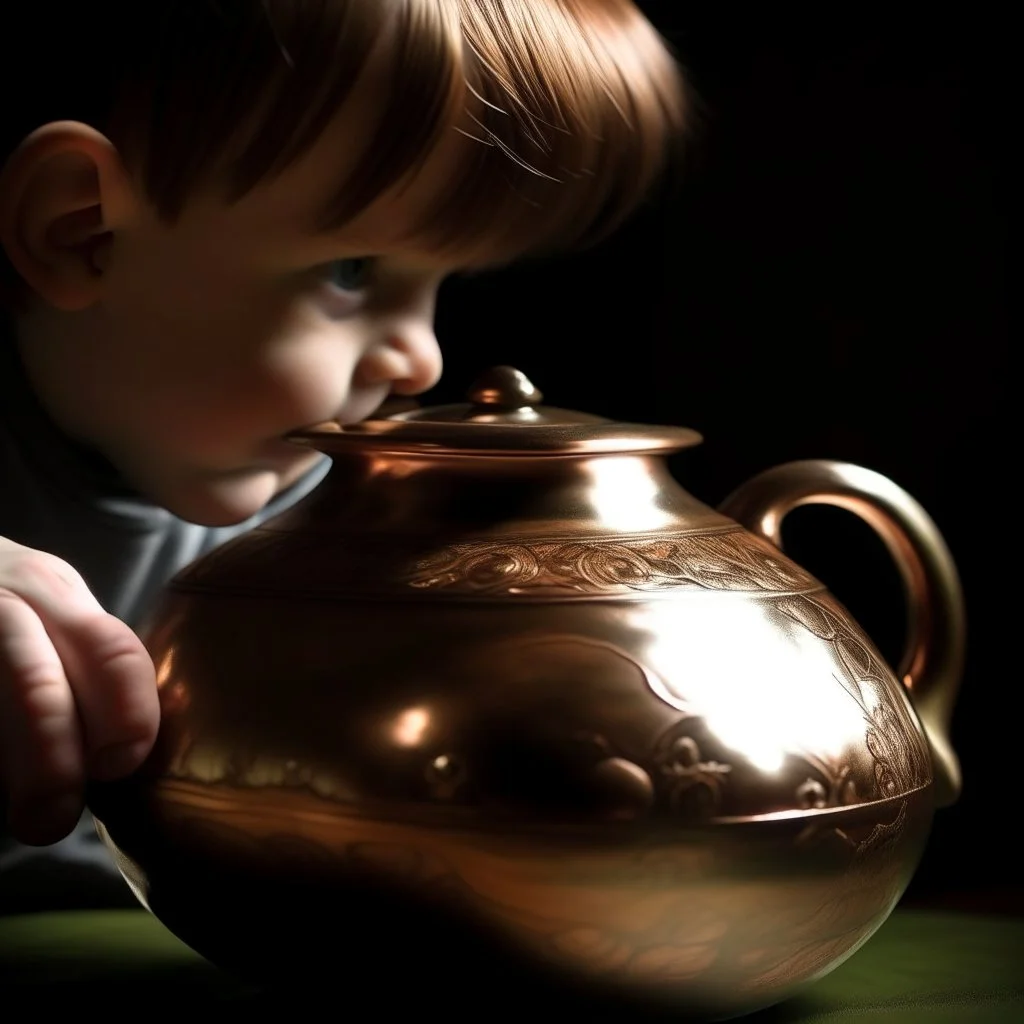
<box><xmin>154</xmin><ymin>648</ymin><xmax>176</xmax><ymax>688</ymax></box>
<box><xmin>584</xmin><ymin>455</ymin><xmax>677</xmax><ymax>533</ymax></box>
<box><xmin>391</xmin><ymin>707</ymin><xmax>431</xmax><ymax>748</ymax></box>
<box><xmin>636</xmin><ymin>599</ymin><xmax>875</xmax><ymax>774</ymax></box>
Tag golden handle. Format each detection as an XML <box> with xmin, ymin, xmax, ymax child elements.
<box><xmin>719</xmin><ymin>459</ymin><xmax>966</xmax><ymax>807</ymax></box>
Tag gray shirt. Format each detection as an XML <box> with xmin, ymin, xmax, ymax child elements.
<box><xmin>0</xmin><ymin>330</ymin><xmax>330</xmax><ymax>913</ymax></box>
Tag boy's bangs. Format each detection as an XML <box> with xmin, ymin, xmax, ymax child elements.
<box><xmin>114</xmin><ymin>1</ymin><xmax>685</xmax><ymax>258</ymax></box>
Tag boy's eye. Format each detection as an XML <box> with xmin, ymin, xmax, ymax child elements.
<box><xmin>327</xmin><ymin>257</ymin><xmax>373</xmax><ymax>292</ymax></box>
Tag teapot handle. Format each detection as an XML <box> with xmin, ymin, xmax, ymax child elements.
<box><xmin>719</xmin><ymin>459</ymin><xmax>966</xmax><ymax>808</ymax></box>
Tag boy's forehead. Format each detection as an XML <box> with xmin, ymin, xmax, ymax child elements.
<box><xmin>222</xmin><ymin>96</ymin><xmax>496</xmax><ymax>271</ymax></box>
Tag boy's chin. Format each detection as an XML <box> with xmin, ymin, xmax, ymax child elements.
<box><xmin>149</xmin><ymin>469</ymin><xmax>298</xmax><ymax>528</ymax></box>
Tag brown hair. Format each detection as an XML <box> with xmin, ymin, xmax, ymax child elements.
<box><xmin>3</xmin><ymin>1</ymin><xmax>686</xmax><ymax>293</ymax></box>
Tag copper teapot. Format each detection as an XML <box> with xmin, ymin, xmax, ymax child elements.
<box><xmin>90</xmin><ymin>367</ymin><xmax>965</xmax><ymax>1020</ymax></box>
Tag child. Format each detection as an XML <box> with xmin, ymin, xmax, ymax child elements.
<box><xmin>0</xmin><ymin>0</ymin><xmax>686</xmax><ymax>912</ymax></box>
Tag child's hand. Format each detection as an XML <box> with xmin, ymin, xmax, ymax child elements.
<box><xmin>0</xmin><ymin>538</ymin><xmax>159</xmax><ymax>845</ymax></box>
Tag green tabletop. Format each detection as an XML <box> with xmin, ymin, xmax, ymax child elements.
<box><xmin>0</xmin><ymin>908</ymin><xmax>1021</xmax><ymax>1020</ymax></box>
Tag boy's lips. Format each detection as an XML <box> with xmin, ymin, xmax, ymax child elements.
<box><xmin>284</xmin><ymin>392</ymin><xmax>422</xmax><ymax>439</ymax></box>
<box><xmin>230</xmin><ymin>391</ymin><xmax>426</xmax><ymax>472</ymax></box>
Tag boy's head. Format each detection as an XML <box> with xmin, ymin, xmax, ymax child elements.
<box><xmin>0</xmin><ymin>1</ymin><xmax>686</xmax><ymax>526</ymax></box>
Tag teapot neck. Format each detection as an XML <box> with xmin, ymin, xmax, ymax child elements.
<box><xmin>290</xmin><ymin>450</ymin><xmax>731</xmax><ymax>542</ymax></box>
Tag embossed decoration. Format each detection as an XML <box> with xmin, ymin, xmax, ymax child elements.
<box><xmin>795</xmin><ymin>759</ymin><xmax>861</xmax><ymax>811</ymax></box>
<box><xmin>652</xmin><ymin>721</ymin><xmax>733</xmax><ymax>817</ymax></box>
<box><xmin>408</xmin><ymin>529</ymin><xmax>821</xmax><ymax>597</ymax></box>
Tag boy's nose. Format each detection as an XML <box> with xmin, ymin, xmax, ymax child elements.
<box><xmin>357</xmin><ymin>321</ymin><xmax>443</xmax><ymax>397</ymax></box>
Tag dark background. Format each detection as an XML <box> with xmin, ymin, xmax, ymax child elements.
<box><xmin>432</xmin><ymin>7</ymin><xmax>1009</xmax><ymax>910</ymax></box>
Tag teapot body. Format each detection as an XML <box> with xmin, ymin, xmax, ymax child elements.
<box><xmin>91</xmin><ymin>443</ymin><xmax>953</xmax><ymax>1020</ymax></box>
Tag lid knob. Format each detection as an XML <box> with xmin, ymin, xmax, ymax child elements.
<box><xmin>467</xmin><ymin>366</ymin><xmax>543</xmax><ymax>410</ymax></box>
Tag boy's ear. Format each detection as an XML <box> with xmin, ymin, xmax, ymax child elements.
<box><xmin>0</xmin><ymin>121</ymin><xmax>139</xmax><ymax>312</ymax></box>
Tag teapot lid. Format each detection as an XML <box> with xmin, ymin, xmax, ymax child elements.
<box><xmin>289</xmin><ymin>366</ymin><xmax>702</xmax><ymax>456</ymax></box>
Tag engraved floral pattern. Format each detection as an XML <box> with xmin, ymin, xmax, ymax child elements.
<box><xmin>172</xmin><ymin>526</ymin><xmax>822</xmax><ymax>600</ymax></box>
<box><xmin>777</xmin><ymin>596</ymin><xmax>931</xmax><ymax>798</ymax></box>
<box><xmin>408</xmin><ymin>529</ymin><xmax>819</xmax><ymax>597</ymax></box>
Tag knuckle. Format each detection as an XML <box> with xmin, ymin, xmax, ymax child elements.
<box><xmin>75</xmin><ymin>616</ymin><xmax>157</xmax><ymax>731</ymax></box>
<box><xmin>0</xmin><ymin>671</ymin><xmax>79</xmax><ymax>793</ymax></box>
<box><xmin>80</xmin><ymin>613</ymin><xmax>147</xmax><ymax>670</ymax></box>
<box><xmin>0</xmin><ymin>548</ymin><xmax>87</xmax><ymax>599</ymax></box>
<box><xmin>12</xmin><ymin>663</ymin><xmax>72</xmax><ymax>722</ymax></box>
<box><xmin>0</xmin><ymin>586</ymin><xmax>28</xmax><ymax>610</ymax></box>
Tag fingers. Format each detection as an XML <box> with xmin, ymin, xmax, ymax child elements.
<box><xmin>0</xmin><ymin>590</ymin><xmax>85</xmax><ymax>843</ymax></box>
<box><xmin>40</xmin><ymin>605</ymin><xmax>160</xmax><ymax>782</ymax></box>
<box><xmin>0</xmin><ymin>543</ymin><xmax>160</xmax><ymax>845</ymax></box>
